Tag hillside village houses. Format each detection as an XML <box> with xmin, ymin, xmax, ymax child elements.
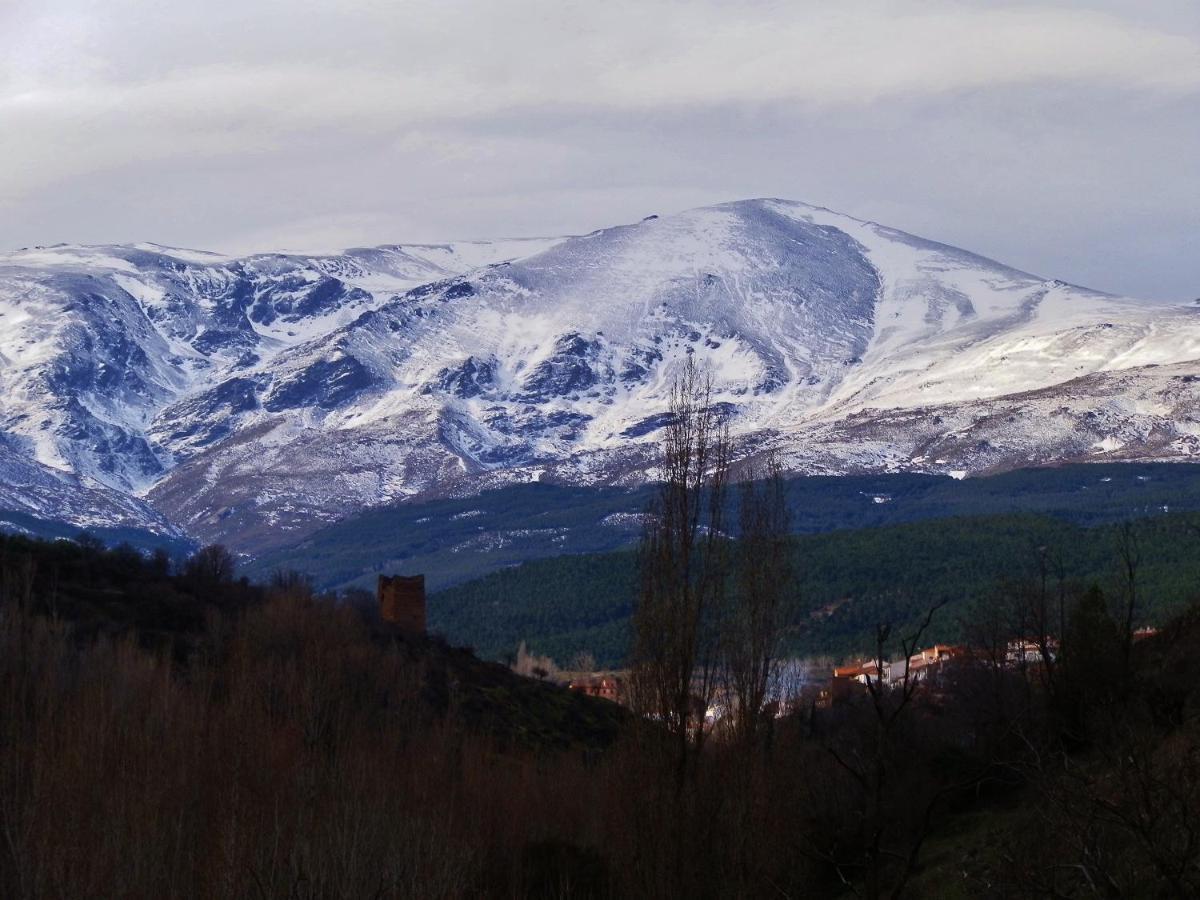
<box><xmin>564</xmin><ymin>627</ymin><xmax>1162</xmax><ymax>719</ymax></box>
<box><xmin>818</xmin><ymin>635</ymin><xmax>1092</xmax><ymax>708</ymax></box>
<box><xmin>828</xmin><ymin>643</ymin><xmax>968</xmax><ymax>698</ymax></box>
<box><xmin>568</xmin><ymin>639</ymin><xmax>1047</xmax><ymax>717</ymax></box>
<box><xmin>567</xmin><ymin>674</ymin><xmax>622</xmax><ymax>703</ymax></box>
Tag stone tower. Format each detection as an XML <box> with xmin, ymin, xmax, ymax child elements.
<box><xmin>377</xmin><ymin>574</ymin><xmax>427</xmax><ymax>632</ymax></box>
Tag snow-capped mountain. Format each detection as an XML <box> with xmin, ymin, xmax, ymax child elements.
<box><xmin>2</xmin><ymin>200</ymin><xmax>1197</xmax><ymax>550</ymax></box>
<box><xmin>0</xmin><ymin>237</ymin><xmax>559</xmax><ymax>533</ymax></box>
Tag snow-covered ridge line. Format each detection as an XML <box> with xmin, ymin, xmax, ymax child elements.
<box><xmin>1</xmin><ymin>199</ymin><xmax>1197</xmax><ymax>550</ymax></box>
<box><xmin>0</xmin><ymin>235</ymin><xmax>561</xmax><ymax>488</ymax></box>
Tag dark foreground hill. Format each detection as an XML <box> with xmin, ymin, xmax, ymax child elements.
<box><xmin>0</xmin><ymin>532</ymin><xmax>624</xmax><ymax>750</ymax></box>
<box><xmin>3</xmin><ymin>528</ymin><xmax>1199</xmax><ymax>896</ymax></box>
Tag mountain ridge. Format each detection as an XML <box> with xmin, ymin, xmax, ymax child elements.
<box><xmin>2</xmin><ymin>199</ymin><xmax>1197</xmax><ymax>551</ymax></box>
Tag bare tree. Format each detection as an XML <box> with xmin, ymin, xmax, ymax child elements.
<box><xmin>809</xmin><ymin>601</ymin><xmax>987</xmax><ymax>900</ymax></box>
<box><xmin>1007</xmin><ymin>542</ymin><xmax>1068</xmax><ymax>697</ymax></box>
<box><xmin>183</xmin><ymin>544</ymin><xmax>236</xmax><ymax>587</ymax></box>
<box><xmin>1115</xmin><ymin>521</ymin><xmax>1141</xmax><ymax>682</ymax></box>
<box><xmin>723</xmin><ymin>450</ymin><xmax>793</xmax><ymax>746</ymax></box>
<box><xmin>0</xmin><ymin>552</ymin><xmax>36</xmax><ymax>615</ymax></box>
<box><xmin>631</xmin><ymin>356</ymin><xmax>732</xmax><ymax>787</ymax></box>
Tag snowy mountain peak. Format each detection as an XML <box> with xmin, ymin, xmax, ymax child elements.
<box><xmin>2</xmin><ymin>200</ymin><xmax>1197</xmax><ymax>550</ymax></box>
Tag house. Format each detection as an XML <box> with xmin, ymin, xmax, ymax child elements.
<box><xmin>899</xmin><ymin>644</ymin><xmax>965</xmax><ymax>682</ymax></box>
<box><xmin>834</xmin><ymin>659</ymin><xmax>891</xmax><ymax>685</ymax></box>
<box><xmin>824</xmin><ymin>646</ymin><xmax>971</xmax><ymax>703</ymax></box>
<box><xmin>1005</xmin><ymin>638</ymin><xmax>1056</xmax><ymax>667</ymax></box>
<box><xmin>830</xmin><ymin>659</ymin><xmax>890</xmax><ymax>702</ymax></box>
<box><xmin>909</xmin><ymin>644</ymin><xmax>961</xmax><ymax>667</ymax></box>
<box><xmin>568</xmin><ymin>675</ymin><xmax>623</xmax><ymax>703</ymax></box>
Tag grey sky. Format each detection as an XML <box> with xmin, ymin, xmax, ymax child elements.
<box><xmin>2</xmin><ymin>0</ymin><xmax>1197</xmax><ymax>300</ymax></box>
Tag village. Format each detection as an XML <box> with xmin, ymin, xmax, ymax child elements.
<box><xmin>375</xmin><ymin>572</ymin><xmax>1161</xmax><ymax>737</ymax></box>
<box><xmin>560</xmin><ymin>628</ymin><xmax>1161</xmax><ymax>729</ymax></box>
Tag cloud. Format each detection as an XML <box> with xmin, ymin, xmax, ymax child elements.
<box><xmin>0</xmin><ymin>1</ymin><xmax>1196</xmax><ymax>299</ymax></box>
<box><xmin>5</xmin><ymin>2</ymin><xmax>1197</xmax><ymax>129</ymax></box>
<box><xmin>4</xmin><ymin>2</ymin><xmax>1196</xmax><ymax>197</ymax></box>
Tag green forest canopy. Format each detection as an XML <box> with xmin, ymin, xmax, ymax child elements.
<box><xmin>430</xmin><ymin>511</ymin><xmax>1200</xmax><ymax>668</ymax></box>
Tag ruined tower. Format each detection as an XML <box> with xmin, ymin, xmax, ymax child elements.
<box><xmin>377</xmin><ymin>574</ymin><xmax>427</xmax><ymax>633</ymax></box>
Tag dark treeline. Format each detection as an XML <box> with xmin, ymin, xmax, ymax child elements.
<box><xmin>1</xmin><ymin>524</ymin><xmax>1199</xmax><ymax>895</ymax></box>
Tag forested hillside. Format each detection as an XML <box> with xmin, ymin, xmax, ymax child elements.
<box><xmin>249</xmin><ymin>462</ymin><xmax>1200</xmax><ymax>594</ymax></box>
<box><xmin>431</xmin><ymin>511</ymin><xmax>1200</xmax><ymax>666</ymax></box>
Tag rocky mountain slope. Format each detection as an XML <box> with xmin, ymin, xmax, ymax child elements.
<box><xmin>0</xmin><ymin>237</ymin><xmax>558</xmax><ymax>537</ymax></box>
<box><xmin>1</xmin><ymin>200</ymin><xmax>1197</xmax><ymax>551</ymax></box>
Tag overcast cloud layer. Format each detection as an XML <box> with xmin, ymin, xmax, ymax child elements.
<box><xmin>2</xmin><ymin>0</ymin><xmax>1197</xmax><ymax>300</ymax></box>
